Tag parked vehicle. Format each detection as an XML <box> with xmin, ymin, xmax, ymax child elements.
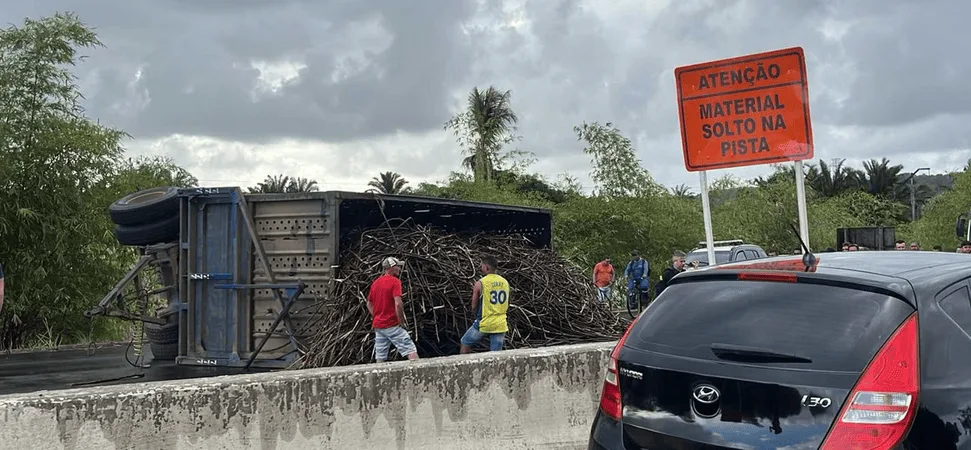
<box><xmin>683</xmin><ymin>240</ymin><xmax>767</xmax><ymax>271</ymax></box>
<box><xmin>88</xmin><ymin>186</ymin><xmax>553</xmax><ymax>369</ymax></box>
<box><xmin>837</xmin><ymin>226</ymin><xmax>896</xmax><ymax>251</ymax></box>
<box><xmin>589</xmin><ymin>251</ymin><xmax>971</xmax><ymax>449</ymax></box>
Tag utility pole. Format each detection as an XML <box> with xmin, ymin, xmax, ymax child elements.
<box><xmin>910</xmin><ymin>176</ymin><xmax>916</xmax><ymax>220</ymax></box>
<box><xmin>907</xmin><ymin>167</ymin><xmax>930</xmax><ymax>221</ymax></box>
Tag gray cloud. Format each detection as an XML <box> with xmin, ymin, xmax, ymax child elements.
<box><xmin>833</xmin><ymin>0</ymin><xmax>971</xmax><ymax>127</ymax></box>
<box><xmin>3</xmin><ymin>0</ymin><xmax>477</xmax><ymax>144</ymax></box>
<box><xmin>2</xmin><ymin>0</ymin><xmax>970</xmax><ymax>190</ymax></box>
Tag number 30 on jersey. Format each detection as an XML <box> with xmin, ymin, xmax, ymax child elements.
<box><xmin>490</xmin><ymin>290</ymin><xmax>507</xmax><ymax>304</ymax></box>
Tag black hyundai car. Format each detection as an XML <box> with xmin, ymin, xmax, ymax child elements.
<box><xmin>588</xmin><ymin>251</ymin><xmax>971</xmax><ymax>450</ymax></box>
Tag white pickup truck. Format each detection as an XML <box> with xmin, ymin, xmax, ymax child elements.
<box><xmin>684</xmin><ymin>239</ymin><xmax>768</xmax><ymax>271</ymax></box>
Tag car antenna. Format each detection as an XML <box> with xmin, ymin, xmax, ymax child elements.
<box><xmin>788</xmin><ymin>223</ymin><xmax>817</xmax><ymax>272</ymax></box>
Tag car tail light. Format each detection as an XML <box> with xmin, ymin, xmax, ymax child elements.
<box><xmin>717</xmin><ymin>258</ymin><xmax>819</xmax><ymax>272</ymax></box>
<box><xmin>820</xmin><ymin>313</ymin><xmax>920</xmax><ymax>450</ymax></box>
<box><xmin>737</xmin><ymin>272</ymin><xmax>797</xmax><ymax>283</ymax></box>
<box><xmin>599</xmin><ymin>317</ymin><xmax>638</xmax><ymax>421</ymax></box>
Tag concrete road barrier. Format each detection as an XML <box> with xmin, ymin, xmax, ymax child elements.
<box><xmin>0</xmin><ymin>342</ymin><xmax>614</xmax><ymax>450</ymax></box>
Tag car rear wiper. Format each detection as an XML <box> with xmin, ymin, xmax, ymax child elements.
<box><xmin>710</xmin><ymin>343</ymin><xmax>813</xmax><ymax>363</ymax></box>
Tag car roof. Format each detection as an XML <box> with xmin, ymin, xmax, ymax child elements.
<box><xmin>689</xmin><ymin>247</ymin><xmax>733</xmax><ymax>252</ymax></box>
<box><xmin>689</xmin><ymin>244</ymin><xmax>762</xmax><ymax>253</ymax></box>
<box><xmin>716</xmin><ymin>251</ymin><xmax>969</xmax><ymax>276</ymax></box>
<box><xmin>673</xmin><ymin>251</ymin><xmax>971</xmax><ymax>310</ymax></box>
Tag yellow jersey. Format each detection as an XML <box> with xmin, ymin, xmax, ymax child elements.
<box><xmin>478</xmin><ymin>273</ymin><xmax>510</xmax><ymax>333</ymax></box>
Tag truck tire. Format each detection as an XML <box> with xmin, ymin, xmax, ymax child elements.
<box><xmin>114</xmin><ymin>214</ymin><xmax>180</xmax><ymax>246</ymax></box>
<box><xmin>146</xmin><ymin>321</ymin><xmax>179</xmax><ymax>361</ymax></box>
<box><xmin>150</xmin><ymin>342</ymin><xmax>179</xmax><ymax>360</ymax></box>
<box><xmin>109</xmin><ymin>187</ymin><xmax>179</xmax><ymax>226</ymax></box>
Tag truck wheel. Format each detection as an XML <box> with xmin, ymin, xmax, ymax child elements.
<box><xmin>108</xmin><ymin>187</ymin><xmax>179</xmax><ymax>226</ymax></box>
<box><xmin>145</xmin><ymin>321</ymin><xmax>179</xmax><ymax>361</ymax></box>
<box><xmin>114</xmin><ymin>214</ymin><xmax>180</xmax><ymax>246</ymax></box>
<box><xmin>150</xmin><ymin>342</ymin><xmax>179</xmax><ymax>360</ymax></box>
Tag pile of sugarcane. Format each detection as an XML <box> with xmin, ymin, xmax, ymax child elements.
<box><xmin>298</xmin><ymin>221</ymin><xmax>625</xmax><ymax>368</ymax></box>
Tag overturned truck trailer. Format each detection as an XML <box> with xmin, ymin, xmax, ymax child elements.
<box><xmin>87</xmin><ymin>187</ymin><xmax>553</xmax><ymax>369</ymax></box>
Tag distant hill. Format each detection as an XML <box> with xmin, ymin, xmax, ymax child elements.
<box><xmin>906</xmin><ymin>173</ymin><xmax>953</xmax><ymax>199</ymax></box>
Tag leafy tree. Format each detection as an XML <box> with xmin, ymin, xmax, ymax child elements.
<box><xmin>494</xmin><ymin>170</ymin><xmax>576</xmax><ymax>204</ymax></box>
<box><xmin>367</xmin><ymin>171</ymin><xmax>409</xmax><ymax>194</ymax></box>
<box><xmin>574</xmin><ymin>122</ymin><xmax>662</xmax><ymax>198</ymax></box>
<box><xmin>445</xmin><ymin>86</ymin><xmax>519</xmax><ymax>183</ymax></box>
<box><xmin>707</xmin><ymin>174</ymin><xmax>747</xmax><ymax>207</ymax></box>
<box><xmin>901</xmin><ymin>162</ymin><xmax>971</xmax><ymax>249</ymax></box>
<box><xmin>108</xmin><ymin>155</ymin><xmax>198</xmax><ymax>190</ymax></box>
<box><xmin>248</xmin><ymin>174</ymin><xmax>319</xmax><ymax>193</ymax></box>
<box><xmin>0</xmin><ymin>13</ymin><xmax>195</xmax><ymax>348</ymax></box>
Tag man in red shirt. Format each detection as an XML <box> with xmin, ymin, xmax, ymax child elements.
<box><xmin>366</xmin><ymin>257</ymin><xmax>419</xmax><ymax>362</ymax></box>
<box><xmin>592</xmin><ymin>257</ymin><xmax>613</xmax><ymax>303</ymax></box>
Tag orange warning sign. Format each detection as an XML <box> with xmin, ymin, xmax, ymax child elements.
<box><xmin>675</xmin><ymin>47</ymin><xmax>814</xmax><ymax>172</ymax></box>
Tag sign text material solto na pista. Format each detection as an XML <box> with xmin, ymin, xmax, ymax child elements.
<box><xmin>675</xmin><ymin>47</ymin><xmax>814</xmax><ymax>172</ymax></box>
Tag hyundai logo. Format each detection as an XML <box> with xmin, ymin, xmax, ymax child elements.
<box><xmin>692</xmin><ymin>384</ymin><xmax>721</xmax><ymax>404</ymax></box>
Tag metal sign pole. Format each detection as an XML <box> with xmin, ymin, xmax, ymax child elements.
<box><xmin>699</xmin><ymin>170</ymin><xmax>716</xmax><ymax>265</ymax></box>
<box><xmin>794</xmin><ymin>160</ymin><xmax>811</xmax><ymax>252</ymax></box>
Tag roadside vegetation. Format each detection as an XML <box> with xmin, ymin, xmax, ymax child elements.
<box><xmin>0</xmin><ymin>13</ymin><xmax>965</xmax><ymax>350</ymax></box>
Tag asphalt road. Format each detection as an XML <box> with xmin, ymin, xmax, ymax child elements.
<box><xmin>0</xmin><ymin>343</ymin><xmax>264</xmax><ymax>396</ymax></box>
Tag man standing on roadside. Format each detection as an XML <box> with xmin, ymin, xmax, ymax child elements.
<box><xmin>655</xmin><ymin>251</ymin><xmax>686</xmax><ymax>297</ymax></box>
<box><xmin>592</xmin><ymin>257</ymin><xmax>614</xmax><ymax>303</ymax></box>
<box><xmin>624</xmin><ymin>251</ymin><xmax>649</xmax><ymax>309</ymax></box>
<box><xmin>960</xmin><ymin>241</ymin><xmax>971</xmax><ymax>253</ymax></box>
<box><xmin>460</xmin><ymin>256</ymin><xmax>510</xmax><ymax>353</ymax></box>
<box><xmin>909</xmin><ymin>242</ymin><xmax>921</xmax><ymax>251</ymax></box>
<box><xmin>895</xmin><ymin>240</ymin><xmax>907</xmax><ymax>250</ymax></box>
<box><xmin>366</xmin><ymin>257</ymin><xmax>419</xmax><ymax>362</ymax></box>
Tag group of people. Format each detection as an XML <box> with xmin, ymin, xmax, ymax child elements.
<box><xmin>591</xmin><ymin>250</ymin><xmax>688</xmax><ymax>305</ymax></box>
<box><xmin>364</xmin><ymin>255</ymin><xmax>511</xmax><ymax>362</ymax></box>
<box><xmin>838</xmin><ymin>240</ymin><xmax>966</xmax><ymax>252</ymax></box>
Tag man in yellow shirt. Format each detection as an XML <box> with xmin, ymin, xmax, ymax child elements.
<box><xmin>460</xmin><ymin>256</ymin><xmax>510</xmax><ymax>353</ymax></box>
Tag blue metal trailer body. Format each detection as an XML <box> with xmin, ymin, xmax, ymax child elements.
<box><xmin>103</xmin><ymin>187</ymin><xmax>553</xmax><ymax>369</ymax></box>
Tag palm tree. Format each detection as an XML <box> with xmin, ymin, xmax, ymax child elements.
<box><xmin>861</xmin><ymin>158</ymin><xmax>904</xmax><ymax>198</ymax></box>
<box><xmin>445</xmin><ymin>86</ymin><xmax>518</xmax><ymax>183</ymax></box>
<box><xmin>367</xmin><ymin>171</ymin><xmax>408</xmax><ymax>194</ymax></box>
<box><xmin>288</xmin><ymin>177</ymin><xmax>319</xmax><ymax>193</ymax></box>
<box><xmin>670</xmin><ymin>184</ymin><xmax>693</xmax><ymax>198</ymax></box>
<box><xmin>248</xmin><ymin>174</ymin><xmax>319</xmax><ymax>193</ymax></box>
<box><xmin>810</xmin><ymin>158</ymin><xmax>862</xmax><ymax>197</ymax></box>
<box><xmin>249</xmin><ymin>174</ymin><xmax>291</xmax><ymax>193</ymax></box>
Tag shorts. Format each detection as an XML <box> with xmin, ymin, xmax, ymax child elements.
<box><xmin>460</xmin><ymin>320</ymin><xmax>505</xmax><ymax>351</ymax></box>
<box><xmin>597</xmin><ymin>287</ymin><xmax>611</xmax><ymax>302</ymax></box>
<box><xmin>374</xmin><ymin>326</ymin><xmax>418</xmax><ymax>362</ymax></box>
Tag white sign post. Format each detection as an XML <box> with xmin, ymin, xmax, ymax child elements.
<box><xmin>698</xmin><ymin>171</ymin><xmax>716</xmax><ymax>265</ymax></box>
<box><xmin>793</xmin><ymin>160</ymin><xmax>811</xmax><ymax>252</ymax></box>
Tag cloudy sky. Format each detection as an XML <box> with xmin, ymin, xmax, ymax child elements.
<box><xmin>3</xmin><ymin>0</ymin><xmax>969</xmax><ymax>193</ymax></box>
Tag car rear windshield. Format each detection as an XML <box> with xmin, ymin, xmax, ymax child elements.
<box><xmin>686</xmin><ymin>250</ymin><xmax>730</xmax><ymax>266</ymax></box>
<box><xmin>630</xmin><ymin>279</ymin><xmax>914</xmax><ymax>372</ymax></box>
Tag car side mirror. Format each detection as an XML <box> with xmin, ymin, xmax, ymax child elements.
<box><xmin>957</xmin><ymin>214</ymin><xmax>967</xmax><ymax>239</ymax></box>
